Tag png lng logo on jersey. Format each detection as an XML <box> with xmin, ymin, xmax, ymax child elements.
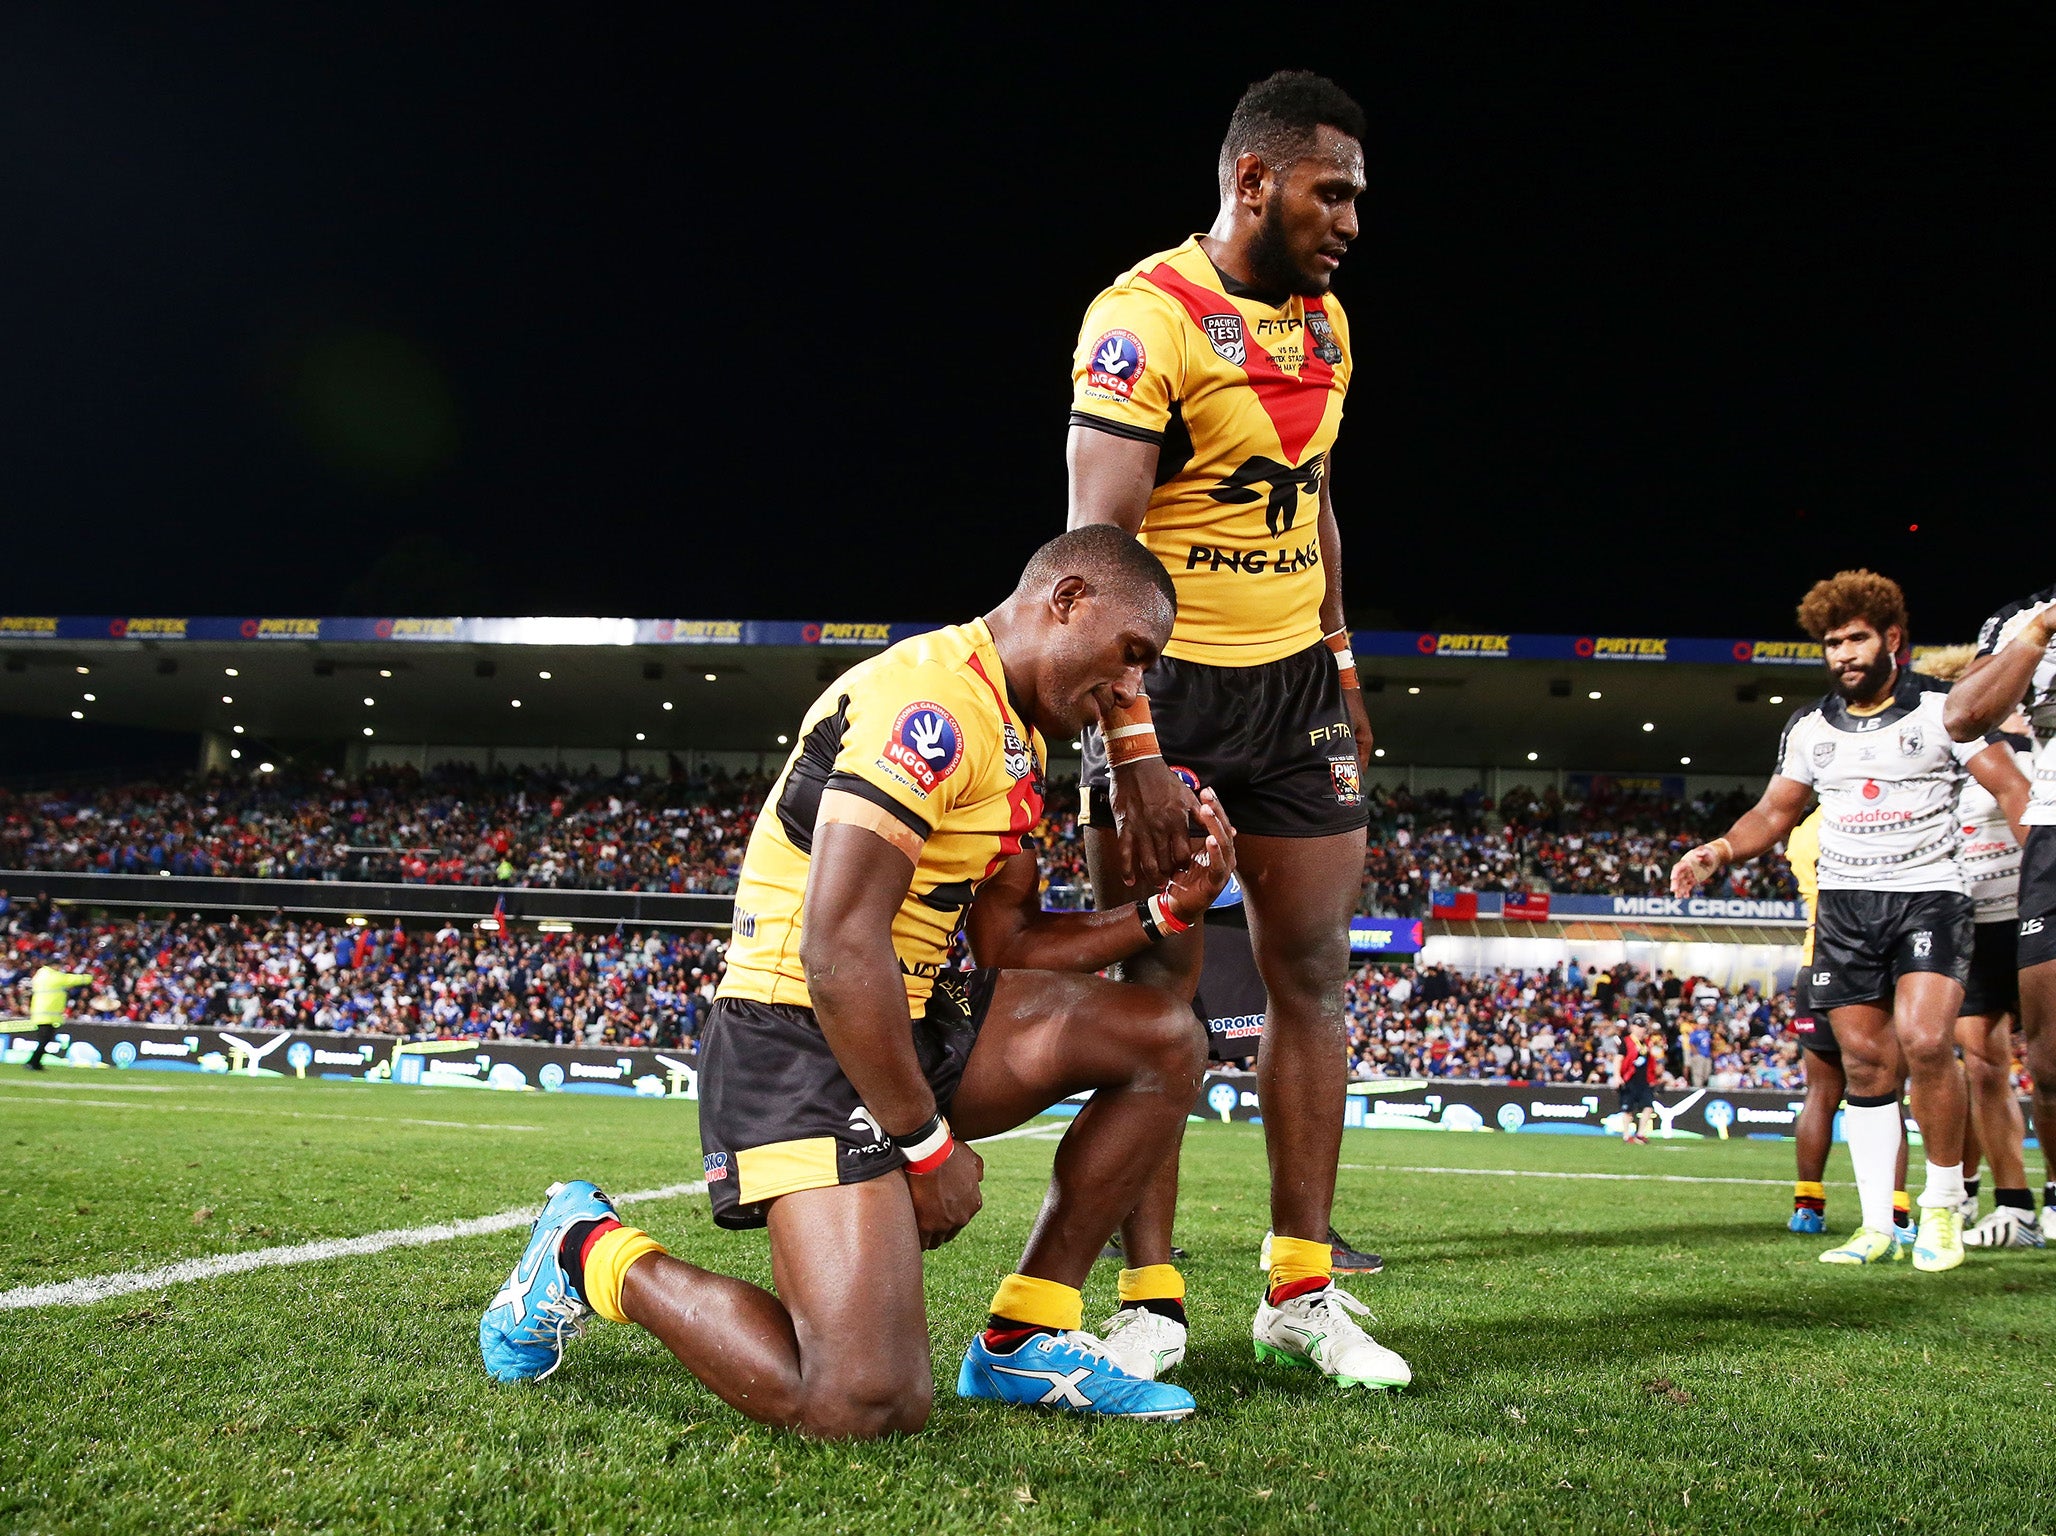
<box><xmin>1201</xmin><ymin>312</ymin><xmax>1246</xmax><ymax>366</ymax></box>
<box><xmin>1330</xmin><ymin>757</ymin><xmax>1363</xmax><ymax>806</ymax></box>
<box><xmin>1208</xmin><ymin>452</ymin><xmax>1326</xmax><ymax>538</ymax></box>
<box><xmin>883</xmin><ymin>702</ymin><xmax>964</xmax><ymax>795</ymax></box>
<box><xmin>1085</xmin><ymin>330</ymin><xmax>1146</xmax><ymax>399</ymax></box>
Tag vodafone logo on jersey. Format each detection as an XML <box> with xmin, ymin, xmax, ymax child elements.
<box><xmin>1861</xmin><ymin>779</ymin><xmax>1883</xmax><ymax>801</ymax></box>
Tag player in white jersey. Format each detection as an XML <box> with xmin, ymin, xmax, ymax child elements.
<box><xmin>1945</xmin><ymin>584</ymin><xmax>2056</xmax><ymax>1238</ymax></box>
<box><xmin>1916</xmin><ymin>647</ymin><xmax>2041</xmax><ymax>1247</ymax></box>
<box><xmin>1673</xmin><ymin>572</ymin><xmax>2029</xmax><ymax>1273</ymax></box>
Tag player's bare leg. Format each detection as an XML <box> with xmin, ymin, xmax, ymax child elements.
<box><xmin>1083</xmin><ymin>824</ymin><xmax>1201</xmax><ymax>1270</ymax></box>
<box><xmin>623</xmin><ymin>1179</ymin><xmax>930</xmax><ymax>1439</ymax></box>
<box><xmin>1957</xmin><ymin>1009</ymin><xmax>2041</xmax><ymax>1246</ymax></box>
<box><xmin>496</xmin><ymin>969</ymin><xmax>1206</xmax><ymax>1436</ymax></box>
<box><xmin>1240</xmin><ymin>828</ymin><xmax>1366</xmax><ymax>1246</ymax></box>
<box><xmin>2016</xmin><ymin>958</ymin><xmax>2056</xmax><ymax>1228</ymax></box>
<box><xmin>1792</xmin><ymin>1048</ymin><xmax>1843</xmax><ymax>1231</ymax></box>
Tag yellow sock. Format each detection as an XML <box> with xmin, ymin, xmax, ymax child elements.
<box><xmin>1266</xmin><ymin>1234</ymin><xmax>1332</xmax><ymax>1294</ymax></box>
<box><xmin>1117</xmin><ymin>1264</ymin><xmax>1185</xmax><ymax>1304</ymax></box>
<box><xmin>582</xmin><ymin>1224</ymin><xmax>667</xmax><ymax>1325</ymax></box>
<box><xmin>1794</xmin><ymin>1181</ymin><xmax>1824</xmax><ymax>1199</ymax></box>
<box><xmin>988</xmin><ymin>1273</ymin><xmax>1083</xmax><ymax>1332</ymax></box>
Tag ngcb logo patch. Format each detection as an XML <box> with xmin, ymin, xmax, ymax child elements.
<box><xmin>1085</xmin><ymin>329</ymin><xmax>1146</xmax><ymax>399</ymax></box>
<box><xmin>884</xmin><ymin>702</ymin><xmax>965</xmax><ymax>794</ymax></box>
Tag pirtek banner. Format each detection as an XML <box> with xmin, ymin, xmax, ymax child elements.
<box><xmin>0</xmin><ymin>614</ymin><xmax>1967</xmax><ymax>665</ymax></box>
<box><xmin>2</xmin><ymin>1020</ymin><xmax>1854</xmax><ymax>1141</ymax></box>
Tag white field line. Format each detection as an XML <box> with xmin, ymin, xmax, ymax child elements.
<box><xmin>3</xmin><ymin>1080</ymin><xmax>177</xmax><ymax>1092</ymax></box>
<box><xmin>1340</xmin><ymin>1162</ymin><xmax>1850</xmax><ymax>1189</ymax></box>
<box><xmin>0</xmin><ymin>1181</ymin><xmax>708</xmax><ymax>1312</ymax></box>
<box><xmin>971</xmin><ymin>1123</ymin><xmax>1067</xmax><ymax>1145</ymax></box>
<box><xmin>0</xmin><ymin>1092</ymin><xmax>539</xmax><ymax>1132</ymax></box>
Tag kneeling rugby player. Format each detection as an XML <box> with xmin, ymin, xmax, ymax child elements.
<box><xmin>482</xmin><ymin>528</ymin><xmax>1299</xmax><ymax>1436</ymax></box>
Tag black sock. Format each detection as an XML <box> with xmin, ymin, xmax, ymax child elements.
<box><xmin>1996</xmin><ymin>1187</ymin><xmax>2034</xmax><ymax>1212</ymax></box>
<box><xmin>1135</xmin><ymin>1296</ymin><xmax>1187</xmax><ymax>1327</ymax></box>
<box><xmin>558</xmin><ymin>1217</ymin><xmax>612</xmax><ymax>1302</ymax></box>
<box><xmin>2045</xmin><ymin>1182</ymin><xmax>2056</xmax><ymax>1213</ymax></box>
<box><xmin>1965</xmin><ymin>1176</ymin><xmax>1981</xmax><ymax>1201</ymax></box>
<box><xmin>982</xmin><ymin>1314</ymin><xmax>1055</xmax><ymax>1352</ymax></box>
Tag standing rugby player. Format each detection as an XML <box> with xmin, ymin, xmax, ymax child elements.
<box><xmin>1065</xmin><ymin>71</ymin><xmax>1400</xmax><ymax>1388</ymax></box>
<box><xmin>1945</xmin><ymin>585</ymin><xmax>2056</xmax><ymax>1239</ymax></box>
<box><xmin>1672</xmin><ymin>572</ymin><xmax>2027</xmax><ymax>1272</ymax></box>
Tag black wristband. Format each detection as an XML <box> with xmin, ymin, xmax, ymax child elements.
<box><xmin>1135</xmin><ymin>896</ymin><xmax>1166</xmax><ymax>944</ymax></box>
<box><xmin>889</xmin><ymin>1110</ymin><xmax>945</xmax><ymax>1152</ymax></box>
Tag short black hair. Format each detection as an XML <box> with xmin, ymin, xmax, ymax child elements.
<box><xmin>1218</xmin><ymin>70</ymin><xmax>1365</xmax><ymax>196</ymax></box>
<box><xmin>1015</xmin><ymin>524</ymin><xmax>1176</xmax><ymax>615</ymax></box>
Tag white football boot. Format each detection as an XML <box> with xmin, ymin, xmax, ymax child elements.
<box><xmin>1097</xmin><ymin>1306</ymin><xmax>1188</xmax><ymax>1381</ymax></box>
<box><xmin>1952</xmin><ymin>1193</ymin><xmax>1981</xmax><ymax>1223</ymax></box>
<box><xmin>1253</xmin><ymin>1282</ymin><xmax>1411</xmax><ymax>1390</ymax></box>
<box><xmin>1963</xmin><ymin>1205</ymin><xmax>2047</xmax><ymax>1249</ymax></box>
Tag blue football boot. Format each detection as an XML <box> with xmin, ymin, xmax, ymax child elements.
<box><xmin>479</xmin><ymin>1180</ymin><xmax>617</xmax><ymax>1383</ymax></box>
<box><xmin>1788</xmin><ymin>1207</ymin><xmax>1826</xmax><ymax>1234</ymax></box>
<box><xmin>957</xmin><ymin>1330</ymin><xmax>1197</xmax><ymax>1420</ymax></box>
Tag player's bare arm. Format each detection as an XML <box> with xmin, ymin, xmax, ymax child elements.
<box><xmin>1945</xmin><ymin>600</ymin><xmax>2055</xmax><ymax>740</ymax></box>
<box><xmin>1965</xmin><ymin>738</ymin><xmax>2033</xmax><ymax>847</ymax></box>
<box><xmin>800</xmin><ymin>803</ymin><xmax>983</xmax><ymax>1249</ymax></box>
<box><xmin>1671</xmin><ymin>774</ymin><xmax>1813</xmax><ymax>897</ymax></box>
<box><xmin>1316</xmin><ymin>460</ymin><xmax>1372</xmax><ymax>779</ymax></box>
<box><xmin>1066</xmin><ymin>423</ymin><xmax>1200</xmax><ymax>887</ymax></box>
<box><xmin>968</xmin><ymin>789</ymin><xmax>1237</xmax><ymax>972</ymax></box>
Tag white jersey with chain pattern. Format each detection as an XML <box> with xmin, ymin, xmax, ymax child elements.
<box><xmin>1775</xmin><ymin>669</ymin><xmax>1996</xmax><ymax>894</ymax></box>
<box><xmin>1957</xmin><ymin>737</ymin><xmax>2031</xmax><ymax>923</ymax></box>
<box><xmin>1973</xmin><ymin>585</ymin><xmax>2056</xmax><ymax>826</ymax></box>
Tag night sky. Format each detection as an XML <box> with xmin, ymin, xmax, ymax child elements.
<box><xmin>4</xmin><ymin>9</ymin><xmax>2048</xmax><ymax>642</ymax></box>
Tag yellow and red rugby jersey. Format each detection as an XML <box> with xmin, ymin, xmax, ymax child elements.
<box><xmin>718</xmin><ymin>620</ymin><xmax>1045</xmax><ymax>1012</ymax></box>
<box><xmin>1070</xmin><ymin>236</ymin><xmax>1353</xmax><ymax>667</ymax></box>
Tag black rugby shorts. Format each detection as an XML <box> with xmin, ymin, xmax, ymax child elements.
<box><xmin>1960</xmin><ymin>920</ymin><xmax>2020</xmax><ymax>1018</ymax></box>
<box><xmin>1081</xmin><ymin>640</ymin><xmax>1370</xmax><ymax>840</ymax></box>
<box><xmin>2018</xmin><ymin>824</ymin><xmax>2056</xmax><ymax>971</ymax></box>
<box><xmin>698</xmin><ymin>970</ymin><xmax>993</xmax><ymax>1230</ymax></box>
<box><xmin>1808</xmin><ymin>889</ymin><xmax>1973</xmax><ymax>1010</ymax></box>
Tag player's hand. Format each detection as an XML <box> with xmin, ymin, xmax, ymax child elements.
<box><xmin>1163</xmin><ymin>789</ymin><xmax>1237</xmax><ymax>925</ymax></box>
<box><xmin>2020</xmin><ymin>601</ymin><xmax>2056</xmax><ymax>652</ymax></box>
<box><xmin>1669</xmin><ymin>843</ymin><xmax>1724</xmax><ymax>898</ymax></box>
<box><xmin>906</xmin><ymin>1139</ymin><xmax>983</xmax><ymax>1249</ymax></box>
<box><xmin>1343</xmin><ymin>686</ymin><xmax>1374</xmax><ymax>779</ymax></box>
<box><xmin>1110</xmin><ymin>757</ymin><xmax>1200</xmax><ymax>888</ymax></box>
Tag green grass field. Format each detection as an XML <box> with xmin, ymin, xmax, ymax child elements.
<box><xmin>1</xmin><ymin>1072</ymin><xmax>2050</xmax><ymax>1536</ymax></box>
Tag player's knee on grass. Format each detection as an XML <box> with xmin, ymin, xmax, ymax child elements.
<box><xmin>799</xmin><ymin>1358</ymin><xmax>933</xmax><ymax>1441</ymax></box>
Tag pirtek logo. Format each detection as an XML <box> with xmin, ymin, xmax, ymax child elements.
<box><xmin>1184</xmin><ymin>542</ymin><xmax>1320</xmax><ymax>576</ymax></box>
<box><xmin>1427</xmin><ymin>634</ymin><xmax>1511</xmax><ymax>656</ymax></box>
<box><xmin>816</xmin><ymin>623</ymin><xmax>891</xmax><ymax>643</ymax></box>
<box><xmin>1591</xmin><ymin>637</ymin><xmax>1667</xmax><ymax>658</ymax></box>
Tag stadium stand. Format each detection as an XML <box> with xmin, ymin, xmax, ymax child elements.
<box><xmin>0</xmin><ymin>900</ymin><xmax>724</xmax><ymax>1048</ymax></box>
<box><xmin>2</xmin><ymin>767</ymin><xmax>1783</xmax><ymax>914</ymax></box>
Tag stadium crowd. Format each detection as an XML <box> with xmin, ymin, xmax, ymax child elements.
<box><xmin>0</xmin><ymin>896</ymin><xmax>722</xmax><ymax>1049</ymax></box>
<box><xmin>1344</xmin><ymin>959</ymin><xmax>1814</xmax><ymax>1091</ymax></box>
<box><xmin>4</xmin><ymin>893</ymin><xmax>1881</xmax><ymax>1093</ymax></box>
<box><xmin>1</xmin><ymin>766</ymin><xmax>1791</xmax><ymax>914</ymax></box>
<box><xmin>1358</xmin><ymin>781</ymin><xmax>1796</xmax><ymax>917</ymax></box>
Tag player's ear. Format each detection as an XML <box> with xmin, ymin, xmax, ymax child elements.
<box><xmin>1232</xmin><ymin>150</ymin><xmax>1268</xmax><ymax>210</ymax></box>
<box><xmin>1048</xmin><ymin>574</ymin><xmax>1088</xmax><ymax>623</ymax></box>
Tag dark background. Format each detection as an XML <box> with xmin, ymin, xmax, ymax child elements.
<box><xmin>3</xmin><ymin>8</ymin><xmax>2048</xmax><ymax>640</ymax></box>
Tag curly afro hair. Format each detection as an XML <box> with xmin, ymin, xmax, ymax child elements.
<box><xmin>1911</xmin><ymin>644</ymin><xmax>1976</xmax><ymax>682</ymax></box>
<box><xmin>1218</xmin><ymin>71</ymin><xmax>1365</xmax><ymax>196</ymax></box>
<box><xmin>1795</xmin><ymin>570</ymin><xmax>1908</xmax><ymax>642</ymax></box>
